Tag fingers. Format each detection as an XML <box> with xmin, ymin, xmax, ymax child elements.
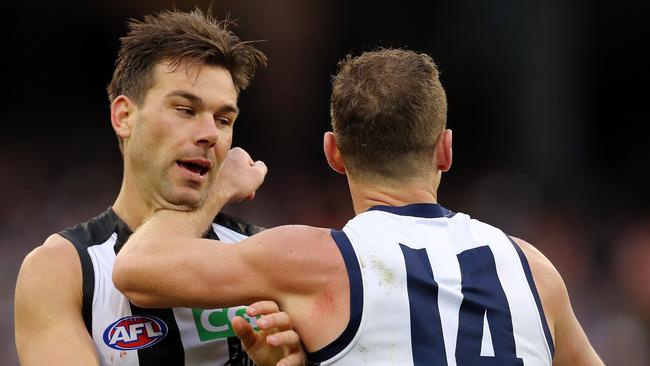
<box><xmin>241</xmin><ymin>301</ymin><xmax>307</xmax><ymax>366</ymax></box>
<box><xmin>247</xmin><ymin>300</ymin><xmax>280</xmax><ymax>316</ymax></box>
<box><xmin>231</xmin><ymin>316</ymin><xmax>257</xmax><ymax>351</ymax></box>
<box><xmin>247</xmin><ymin>301</ymin><xmax>299</xmax><ymax>347</ymax></box>
<box><xmin>266</xmin><ymin>329</ymin><xmax>301</xmax><ymax>350</ymax></box>
<box><xmin>229</xmin><ymin>147</ymin><xmax>251</xmax><ymax>161</ymax></box>
<box><xmin>229</xmin><ymin>147</ymin><xmax>266</xmax><ymax>174</ymax></box>
<box><xmin>219</xmin><ymin>147</ymin><xmax>267</xmax><ymax>202</ymax></box>
<box><xmin>248</xmin><ymin>301</ymin><xmax>293</xmax><ymax>332</ymax></box>
<box><xmin>246</xmin><ymin>160</ymin><xmax>267</xmax><ymax>200</ymax></box>
<box><xmin>252</xmin><ymin>160</ymin><xmax>268</xmax><ymax>178</ymax></box>
<box><xmin>271</xmin><ymin>331</ymin><xmax>306</xmax><ymax>366</ymax></box>
<box><xmin>256</xmin><ymin>312</ymin><xmax>291</xmax><ymax>333</ymax></box>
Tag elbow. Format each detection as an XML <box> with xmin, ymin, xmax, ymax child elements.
<box><xmin>112</xmin><ymin>256</ymin><xmax>163</xmax><ymax>308</ymax></box>
<box><xmin>122</xmin><ymin>291</ymin><xmax>163</xmax><ymax>308</ymax></box>
<box><xmin>112</xmin><ymin>254</ymin><xmax>135</xmax><ymax>293</ymax></box>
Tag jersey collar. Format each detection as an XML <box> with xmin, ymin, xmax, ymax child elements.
<box><xmin>367</xmin><ymin>203</ymin><xmax>455</xmax><ymax>218</ymax></box>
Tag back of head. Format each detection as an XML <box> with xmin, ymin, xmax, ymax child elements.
<box><xmin>330</xmin><ymin>48</ymin><xmax>447</xmax><ymax>183</ymax></box>
<box><xmin>107</xmin><ymin>8</ymin><xmax>267</xmax><ymax>105</ymax></box>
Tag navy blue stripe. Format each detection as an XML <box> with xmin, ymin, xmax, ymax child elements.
<box><xmin>456</xmin><ymin>246</ymin><xmax>522</xmax><ymax>365</ymax></box>
<box><xmin>367</xmin><ymin>203</ymin><xmax>455</xmax><ymax>218</ymax></box>
<box><xmin>400</xmin><ymin>244</ymin><xmax>448</xmax><ymax>365</ymax></box>
<box><xmin>507</xmin><ymin>235</ymin><xmax>555</xmax><ymax>357</ymax></box>
<box><xmin>307</xmin><ymin>230</ymin><xmax>363</xmax><ymax>363</ymax></box>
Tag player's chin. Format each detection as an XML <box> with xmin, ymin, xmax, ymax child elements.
<box><xmin>166</xmin><ymin>188</ymin><xmax>206</xmax><ymax>210</ymax></box>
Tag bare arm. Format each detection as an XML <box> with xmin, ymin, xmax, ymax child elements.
<box><xmin>15</xmin><ymin>235</ymin><xmax>99</xmax><ymax>365</ymax></box>
<box><xmin>114</xmin><ymin>147</ymin><xmax>344</xmax><ymax>356</ymax></box>
<box><xmin>512</xmin><ymin>237</ymin><xmax>604</xmax><ymax>366</ymax></box>
<box><xmin>112</xmin><ymin>144</ymin><xmax>275</xmax><ymax>308</ymax></box>
<box><xmin>114</xmin><ymin>213</ymin><xmax>341</xmax><ymax>356</ymax></box>
<box><xmin>113</xmin><ymin>219</ymin><xmax>332</xmax><ymax>308</ymax></box>
<box><xmin>113</xmin><ymin>146</ymin><xmax>328</xmax><ymax>308</ymax></box>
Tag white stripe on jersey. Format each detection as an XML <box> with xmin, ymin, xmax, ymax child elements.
<box><xmin>88</xmin><ymin>233</ymin><xmax>139</xmax><ymax>365</ymax></box>
<box><xmin>212</xmin><ymin>223</ymin><xmax>249</xmax><ymax>243</ymax></box>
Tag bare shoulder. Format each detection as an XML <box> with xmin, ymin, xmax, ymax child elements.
<box><xmin>17</xmin><ymin>234</ymin><xmax>82</xmax><ymax>303</ymax></box>
<box><xmin>511</xmin><ymin>236</ymin><xmax>555</xmax><ymax>270</ymax></box>
<box><xmin>17</xmin><ymin>233</ymin><xmax>100</xmax><ymax>363</ymax></box>
<box><xmin>511</xmin><ymin>236</ymin><xmax>604</xmax><ymax>365</ymax></box>
<box><xmin>21</xmin><ymin>234</ymin><xmax>81</xmax><ymax>278</ymax></box>
<box><xmin>249</xmin><ymin>225</ymin><xmax>337</xmax><ymax>259</ymax></box>
<box><xmin>244</xmin><ymin>225</ymin><xmax>342</xmax><ymax>291</ymax></box>
<box><xmin>510</xmin><ymin>236</ymin><xmax>565</xmax><ymax>332</ymax></box>
<box><xmin>16</xmin><ymin>234</ymin><xmax>95</xmax><ymax>363</ymax></box>
<box><xmin>511</xmin><ymin>236</ymin><xmax>565</xmax><ymax>294</ymax></box>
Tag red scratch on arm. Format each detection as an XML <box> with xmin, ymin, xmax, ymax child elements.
<box><xmin>311</xmin><ymin>288</ymin><xmax>338</xmax><ymax>316</ymax></box>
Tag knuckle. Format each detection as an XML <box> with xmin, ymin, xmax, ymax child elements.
<box><xmin>276</xmin><ymin>312</ymin><xmax>291</xmax><ymax>326</ymax></box>
<box><xmin>280</xmin><ymin>330</ymin><xmax>299</xmax><ymax>344</ymax></box>
<box><xmin>260</xmin><ymin>300</ymin><xmax>280</xmax><ymax>312</ymax></box>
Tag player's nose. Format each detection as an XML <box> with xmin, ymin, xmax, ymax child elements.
<box><xmin>194</xmin><ymin>115</ymin><xmax>218</xmax><ymax>148</ymax></box>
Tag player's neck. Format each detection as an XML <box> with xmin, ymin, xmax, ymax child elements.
<box><xmin>348</xmin><ymin>176</ymin><xmax>439</xmax><ymax>214</ymax></box>
<box><xmin>112</xmin><ymin>176</ymin><xmax>155</xmax><ymax>231</ymax></box>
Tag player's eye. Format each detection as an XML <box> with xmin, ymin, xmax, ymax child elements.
<box><xmin>216</xmin><ymin>117</ymin><xmax>233</xmax><ymax>127</ymax></box>
<box><xmin>175</xmin><ymin>106</ymin><xmax>196</xmax><ymax>117</ymax></box>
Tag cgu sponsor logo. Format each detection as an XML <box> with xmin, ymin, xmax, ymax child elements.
<box><xmin>193</xmin><ymin>307</ymin><xmax>259</xmax><ymax>341</ymax></box>
<box><xmin>103</xmin><ymin>315</ymin><xmax>168</xmax><ymax>350</ymax></box>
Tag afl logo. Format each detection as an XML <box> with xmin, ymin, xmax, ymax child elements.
<box><xmin>103</xmin><ymin>315</ymin><xmax>168</xmax><ymax>350</ymax></box>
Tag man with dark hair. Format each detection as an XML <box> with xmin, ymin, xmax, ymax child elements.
<box><xmin>113</xmin><ymin>48</ymin><xmax>604</xmax><ymax>365</ymax></box>
<box><xmin>15</xmin><ymin>9</ymin><xmax>303</xmax><ymax>366</ymax></box>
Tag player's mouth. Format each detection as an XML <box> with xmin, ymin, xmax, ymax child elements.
<box><xmin>176</xmin><ymin>158</ymin><xmax>212</xmax><ymax>178</ymax></box>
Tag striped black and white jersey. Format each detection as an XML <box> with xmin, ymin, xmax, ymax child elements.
<box><xmin>309</xmin><ymin>203</ymin><xmax>554</xmax><ymax>366</ymax></box>
<box><xmin>59</xmin><ymin>208</ymin><xmax>262</xmax><ymax>366</ymax></box>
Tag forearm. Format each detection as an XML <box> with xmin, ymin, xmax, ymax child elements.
<box><xmin>114</xmin><ymin>208</ymin><xmax>221</xmax><ymax>306</ymax></box>
<box><xmin>124</xmin><ymin>184</ymin><xmax>230</xmax><ymax>251</ymax></box>
<box><xmin>113</xmin><ymin>214</ymin><xmax>279</xmax><ymax>308</ymax></box>
<box><xmin>164</xmin><ymin>176</ymin><xmax>233</xmax><ymax>236</ymax></box>
<box><xmin>114</xmin><ymin>151</ymin><xmax>257</xmax><ymax>277</ymax></box>
<box><xmin>113</xmin><ymin>148</ymin><xmax>269</xmax><ymax>307</ymax></box>
<box><xmin>152</xmin><ymin>206</ymin><xmax>217</xmax><ymax>238</ymax></box>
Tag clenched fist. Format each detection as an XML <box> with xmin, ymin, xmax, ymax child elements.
<box><xmin>215</xmin><ymin>147</ymin><xmax>268</xmax><ymax>203</ymax></box>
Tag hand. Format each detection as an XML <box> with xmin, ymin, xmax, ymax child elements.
<box><xmin>232</xmin><ymin>301</ymin><xmax>306</xmax><ymax>366</ymax></box>
<box><xmin>215</xmin><ymin>147</ymin><xmax>268</xmax><ymax>204</ymax></box>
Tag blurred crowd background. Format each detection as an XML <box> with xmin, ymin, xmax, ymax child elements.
<box><xmin>2</xmin><ymin>0</ymin><xmax>648</xmax><ymax>364</ymax></box>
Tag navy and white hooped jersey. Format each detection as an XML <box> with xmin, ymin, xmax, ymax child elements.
<box><xmin>309</xmin><ymin>203</ymin><xmax>554</xmax><ymax>366</ymax></box>
<box><xmin>59</xmin><ymin>208</ymin><xmax>263</xmax><ymax>366</ymax></box>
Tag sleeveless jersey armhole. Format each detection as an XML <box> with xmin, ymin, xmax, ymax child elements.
<box><xmin>58</xmin><ymin>232</ymin><xmax>95</xmax><ymax>335</ymax></box>
<box><xmin>506</xmin><ymin>234</ymin><xmax>555</xmax><ymax>357</ymax></box>
<box><xmin>307</xmin><ymin>229</ymin><xmax>364</xmax><ymax>365</ymax></box>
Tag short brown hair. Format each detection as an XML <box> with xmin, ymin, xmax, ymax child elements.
<box><xmin>330</xmin><ymin>48</ymin><xmax>447</xmax><ymax>182</ymax></box>
<box><xmin>107</xmin><ymin>8</ymin><xmax>267</xmax><ymax>104</ymax></box>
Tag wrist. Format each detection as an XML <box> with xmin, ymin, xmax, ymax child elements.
<box><xmin>150</xmin><ymin>209</ymin><xmax>210</xmax><ymax>238</ymax></box>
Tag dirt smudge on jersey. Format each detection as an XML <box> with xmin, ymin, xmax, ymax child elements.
<box><xmin>370</xmin><ymin>256</ymin><xmax>395</xmax><ymax>287</ymax></box>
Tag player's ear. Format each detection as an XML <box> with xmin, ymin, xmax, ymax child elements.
<box><xmin>435</xmin><ymin>129</ymin><xmax>453</xmax><ymax>172</ymax></box>
<box><xmin>110</xmin><ymin>95</ymin><xmax>136</xmax><ymax>139</ymax></box>
<box><xmin>324</xmin><ymin>132</ymin><xmax>346</xmax><ymax>174</ymax></box>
